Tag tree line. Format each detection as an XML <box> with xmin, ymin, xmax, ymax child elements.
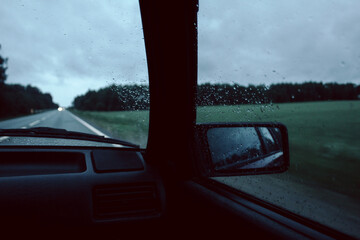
<box><xmin>197</xmin><ymin>82</ymin><xmax>360</xmax><ymax>106</ymax></box>
<box><xmin>73</xmin><ymin>82</ymin><xmax>359</xmax><ymax>111</ymax></box>
<box><xmin>73</xmin><ymin>84</ymin><xmax>149</xmax><ymax>111</ymax></box>
<box><xmin>0</xmin><ymin>46</ymin><xmax>58</xmax><ymax>119</ymax></box>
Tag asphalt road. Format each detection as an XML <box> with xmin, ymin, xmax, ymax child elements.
<box><xmin>0</xmin><ymin>109</ymin><xmax>116</xmax><ymax>147</ymax></box>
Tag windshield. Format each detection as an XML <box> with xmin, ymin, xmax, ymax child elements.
<box><xmin>0</xmin><ymin>0</ymin><xmax>149</xmax><ymax>148</ymax></box>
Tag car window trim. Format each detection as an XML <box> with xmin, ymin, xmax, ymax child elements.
<box><xmin>192</xmin><ymin>177</ymin><xmax>355</xmax><ymax>240</ymax></box>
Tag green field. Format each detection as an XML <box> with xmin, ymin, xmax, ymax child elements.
<box><xmin>200</xmin><ymin>101</ymin><xmax>360</xmax><ymax>199</ymax></box>
<box><xmin>71</xmin><ymin>109</ymin><xmax>149</xmax><ymax>148</ymax></box>
<box><xmin>72</xmin><ymin>100</ymin><xmax>360</xmax><ymax>200</ymax></box>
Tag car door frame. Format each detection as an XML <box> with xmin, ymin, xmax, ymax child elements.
<box><xmin>139</xmin><ymin>0</ymin><xmax>355</xmax><ymax>239</ymax></box>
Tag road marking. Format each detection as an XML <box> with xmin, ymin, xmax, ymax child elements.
<box><xmin>68</xmin><ymin>112</ymin><xmax>110</xmax><ymax>137</ymax></box>
<box><xmin>67</xmin><ymin>112</ymin><xmax>124</xmax><ymax>147</ymax></box>
<box><xmin>0</xmin><ymin>136</ymin><xmax>9</xmax><ymax>142</ymax></box>
<box><xmin>41</xmin><ymin>117</ymin><xmax>46</xmax><ymax>121</ymax></box>
<box><xmin>21</xmin><ymin>126</ymin><xmax>27</xmax><ymax>129</ymax></box>
<box><xmin>29</xmin><ymin>120</ymin><xmax>41</xmax><ymax>127</ymax></box>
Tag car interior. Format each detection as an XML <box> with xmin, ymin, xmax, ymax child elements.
<box><xmin>0</xmin><ymin>0</ymin><xmax>356</xmax><ymax>239</ymax></box>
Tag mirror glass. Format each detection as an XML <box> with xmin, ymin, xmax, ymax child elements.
<box><xmin>207</xmin><ymin>127</ymin><xmax>284</xmax><ymax>171</ymax></box>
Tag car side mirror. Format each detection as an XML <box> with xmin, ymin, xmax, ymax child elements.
<box><xmin>195</xmin><ymin>123</ymin><xmax>290</xmax><ymax>176</ymax></box>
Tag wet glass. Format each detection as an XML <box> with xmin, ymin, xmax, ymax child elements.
<box><xmin>207</xmin><ymin>127</ymin><xmax>263</xmax><ymax>169</ymax></box>
<box><xmin>0</xmin><ymin>0</ymin><xmax>149</xmax><ymax>148</ymax></box>
<box><xmin>206</xmin><ymin>126</ymin><xmax>285</xmax><ymax>172</ymax></box>
<box><xmin>197</xmin><ymin>0</ymin><xmax>360</xmax><ymax>237</ymax></box>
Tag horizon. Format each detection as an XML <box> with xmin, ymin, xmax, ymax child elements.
<box><xmin>1</xmin><ymin>0</ymin><xmax>360</xmax><ymax>106</ymax></box>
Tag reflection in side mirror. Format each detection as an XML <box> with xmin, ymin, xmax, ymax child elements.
<box><xmin>196</xmin><ymin>123</ymin><xmax>289</xmax><ymax>176</ymax></box>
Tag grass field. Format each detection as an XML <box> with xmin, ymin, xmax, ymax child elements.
<box><xmin>71</xmin><ymin>109</ymin><xmax>149</xmax><ymax>148</ymax></box>
<box><xmin>72</xmin><ymin>100</ymin><xmax>360</xmax><ymax>200</ymax></box>
<box><xmin>198</xmin><ymin>101</ymin><xmax>360</xmax><ymax>200</ymax></box>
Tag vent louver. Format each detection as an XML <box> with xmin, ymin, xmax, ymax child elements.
<box><xmin>93</xmin><ymin>183</ymin><xmax>161</xmax><ymax>219</ymax></box>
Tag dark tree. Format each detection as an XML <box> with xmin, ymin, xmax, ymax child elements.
<box><xmin>72</xmin><ymin>82</ymin><xmax>359</xmax><ymax>111</ymax></box>
<box><xmin>73</xmin><ymin>84</ymin><xmax>150</xmax><ymax>111</ymax></box>
<box><xmin>0</xmin><ymin>45</ymin><xmax>8</xmax><ymax>85</ymax></box>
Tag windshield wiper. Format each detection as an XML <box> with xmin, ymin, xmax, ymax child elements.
<box><xmin>0</xmin><ymin>127</ymin><xmax>140</xmax><ymax>148</ymax></box>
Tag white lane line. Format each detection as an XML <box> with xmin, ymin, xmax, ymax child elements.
<box><xmin>68</xmin><ymin>112</ymin><xmax>124</xmax><ymax>147</ymax></box>
<box><xmin>68</xmin><ymin>112</ymin><xmax>110</xmax><ymax>137</ymax></box>
<box><xmin>0</xmin><ymin>136</ymin><xmax>9</xmax><ymax>142</ymax></box>
<box><xmin>21</xmin><ymin>126</ymin><xmax>27</xmax><ymax>129</ymax></box>
<box><xmin>29</xmin><ymin>120</ymin><xmax>41</xmax><ymax>127</ymax></box>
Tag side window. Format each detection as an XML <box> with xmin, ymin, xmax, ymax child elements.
<box><xmin>258</xmin><ymin>127</ymin><xmax>280</xmax><ymax>153</ymax></box>
<box><xmin>197</xmin><ymin>0</ymin><xmax>360</xmax><ymax>238</ymax></box>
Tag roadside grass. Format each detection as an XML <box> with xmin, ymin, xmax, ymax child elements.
<box><xmin>70</xmin><ymin>109</ymin><xmax>149</xmax><ymax>148</ymax></box>
<box><xmin>72</xmin><ymin>100</ymin><xmax>360</xmax><ymax>199</ymax></box>
<box><xmin>198</xmin><ymin>100</ymin><xmax>360</xmax><ymax>200</ymax></box>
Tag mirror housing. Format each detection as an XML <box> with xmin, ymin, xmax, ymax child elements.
<box><xmin>195</xmin><ymin>122</ymin><xmax>290</xmax><ymax>177</ymax></box>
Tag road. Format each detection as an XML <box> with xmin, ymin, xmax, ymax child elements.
<box><xmin>0</xmin><ymin>109</ymin><xmax>115</xmax><ymax>147</ymax></box>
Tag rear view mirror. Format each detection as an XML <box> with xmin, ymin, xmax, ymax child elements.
<box><xmin>195</xmin><ymin>123</ymin><xmax>289</xmax><ymax>176</ymax></box>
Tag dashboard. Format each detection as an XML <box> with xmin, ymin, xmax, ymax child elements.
<box><xmin>0</xmin><ymin>147</ymin><xmax>165</xmax><ymax>228</ymax></box>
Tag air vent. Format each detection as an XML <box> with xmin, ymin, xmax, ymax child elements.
<box><xmin>93</xmin><ymin>183</ymin><xmax>161</xmax><ymax>219</ymax></box>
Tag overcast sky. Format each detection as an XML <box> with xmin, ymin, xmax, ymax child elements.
<box><xmin>198</xmin><ymin>0</ymin><xmax>360</xmax><ymax>86</ymax></box>
<box><xmin>1</xmin><ymin>0</ymin><xmax>360</xmax><ymax>106</ymax></box>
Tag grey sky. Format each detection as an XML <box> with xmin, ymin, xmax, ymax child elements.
<box><xmin>1</xmin><ymin>0</ymin><xmax>360</xmax><ymax>106</ymax></box>
<box><xmin>198</xmin><ymin>0</ymin><xmax>360</xmax><ymax>86</ymax></box>
<box><xmin>0</xmin><ymin>0</ymin><xmax>147</xmax><ymax>107</ymax></box>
